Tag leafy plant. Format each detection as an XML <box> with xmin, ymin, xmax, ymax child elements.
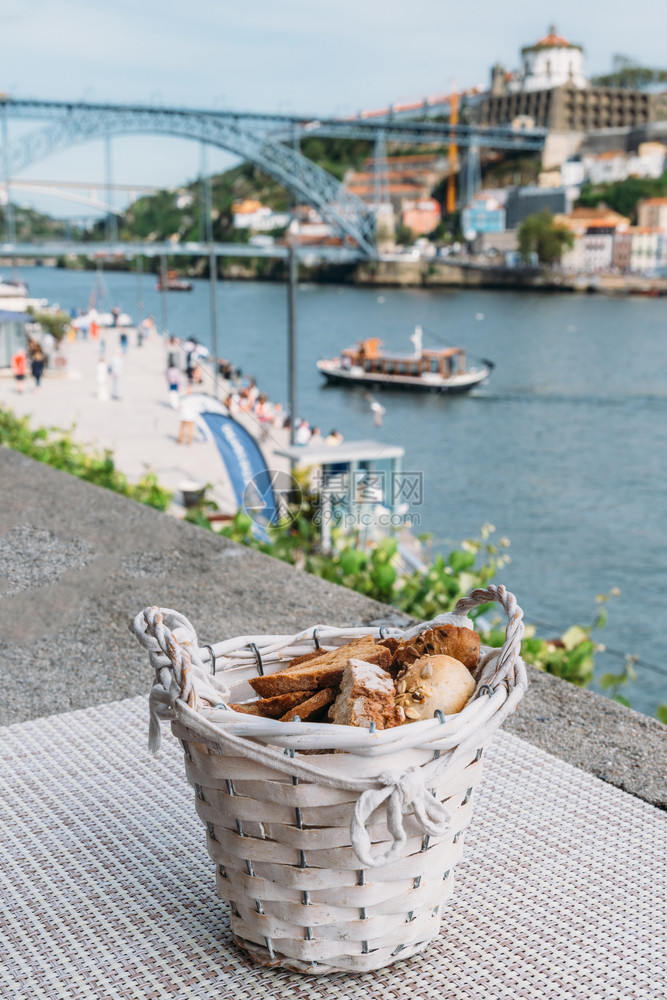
<box><xmin>26</xmin><ymin>308</ymin><xmax>71</xmax><ymax>343</ymax></box>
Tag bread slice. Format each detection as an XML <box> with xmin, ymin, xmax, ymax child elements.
<box><xmin>229</xmin><ymin>690</ymin><xmax>313</xmax><ymax>718</ymax></box>
<box><xmin>283</xmin><ymin>649</ymin><xmax>323</xmax><ymax>671</ymax></box>
<box><xmin>228</xmin><ymin>702</ymin><xmax>265</xmax><ymax>716</ymax></box>
<box><xmin>331</xmin><ymin>659</ymin><xmax>404</xmax><ymax>730</ymax></box>
<box><xmin>280</xmin><ymin>687</ymin><xmax>337</xmax><ymax>722</ymax></box>
<box><xmin>249</xmin><ymin>636</ymin><xmax>391</xmax><ymax>698</ymax></box>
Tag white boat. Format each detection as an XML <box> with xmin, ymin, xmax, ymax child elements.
<box><xmin>0</xmin><ymin>275</ymin><xmax>28</xmax><ymax>298</ymax></box>
<box><xmin>317</xmin><ymin>326</ymin><xmax>493</xmax><ymax>394</ymax></box>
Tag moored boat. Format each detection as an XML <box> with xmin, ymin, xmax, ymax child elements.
<box><xmin>156</xmin><ymin>270</ymin><xmax>193</xmax><ymax>292</ymax></box>
<box><xmin>317</xmin><ymin>327</ymin><xmax>493</xmax><ymax>393</ymax></box>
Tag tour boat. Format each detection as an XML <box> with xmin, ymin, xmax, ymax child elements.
<box><xmin>317</xmin><ymin>327</ymin><xmax>494</xmax><ymax>393</ymax></box>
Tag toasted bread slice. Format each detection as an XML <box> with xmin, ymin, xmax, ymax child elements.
<box><xmin>331</xmin><ymin>659</ymin><xmax>404</xmax><ymax>730</ymax></box>
<box><xmin>280</xmin><ymin>687</ymin><xmax>337</xmax><ymax>722</ymax></box>
<box><xmin>228</xmin><ymin>702</ymin><xmax>265</xmax><ymax>716</ymax></box>
<box><xmin>250</xmin><ymin>636</ymin><xmax>391</xmax><ymax>698</ymax></box>
<box><xmin>229</xmin><ymin>690</ymin><xmax>313</xmax><ymax>718</ymax></box>
<box><xmin>283</xmin><ymin>649</ymin><xmax>323</xmax><ymax>671</ymax></box>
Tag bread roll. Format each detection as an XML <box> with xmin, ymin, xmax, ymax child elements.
<box><xmin>396</xmin><ymin>654</ymin><xmax>476</xmax><ymax>722</ymax></box>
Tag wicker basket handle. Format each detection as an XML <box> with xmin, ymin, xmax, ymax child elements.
<box><xmin>454</xmin><ymin>584</ymin><xmax>524</xmax><ymax>691</ymax></box>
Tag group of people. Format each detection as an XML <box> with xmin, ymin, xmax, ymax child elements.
<box><xmin>11</xmin><ymin>339</ymin><xmax>46</xmax><ymax>394</ymax></box>
<box><xmin>293</xmin><ymin>421</ymin><xmax>344</xmax><ymax>447</ymax></box>
<box><xmin>162</xmin><ymin>338</ymin><xmax>347</xmax><ymax>450</ymax></box>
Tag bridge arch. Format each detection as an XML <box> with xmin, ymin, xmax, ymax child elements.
<box><xmin>5</xmin><ymin>107</ymin><xmax>376</xmax><ymax>256</ymax></box>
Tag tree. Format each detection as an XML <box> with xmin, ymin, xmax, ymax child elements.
<box><xmin>394</xmin><ymin>222</ymin><xmax>414</xmax><ymax>246</ymax></box>
<box><xmin>577</xmin><ymin>173</ymin><xmax>667</xmax><ymax>222</ymax></box>
<box><xmin>591</xmin><ymin>54</ymin><xmax>667</xmax><ymax>90</ymax></box>
<box><xmin>518</xmin><ymin>211</ymin><xmax>574</xmax><ymax>266</ymax></box>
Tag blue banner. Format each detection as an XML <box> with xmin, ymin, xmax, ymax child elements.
<box><xmin>200</xmin><ymin>412</ymin><xmax>277</xmax><ymax>540</ymax></box>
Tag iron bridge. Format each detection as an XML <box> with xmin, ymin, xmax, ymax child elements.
<box><xmin>1</xmin><ymin>98</ymin><xmax>547</xmax><ymax>259</ymax></box>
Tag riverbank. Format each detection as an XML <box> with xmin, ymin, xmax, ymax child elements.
<box><xmin>8</xmin><ymin>253</ymin><xmax>667</xmax><ymax>295</ymax></box>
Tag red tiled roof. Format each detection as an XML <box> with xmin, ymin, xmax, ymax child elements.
<box><xmin>522</xmin><ymin>25</ymin><xmax>582</xmax><ymax>52</ymax></box>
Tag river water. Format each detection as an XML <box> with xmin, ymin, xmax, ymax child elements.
<box><xmin>16</xmin><ymin>265</ymin><xmax>667</xmax><ymax>716</ymax></box>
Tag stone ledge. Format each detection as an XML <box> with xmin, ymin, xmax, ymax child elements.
<box><xmin>1</xmin><ymin>447</ymin><xmax>665</xmax><ymax>809</ymax></box>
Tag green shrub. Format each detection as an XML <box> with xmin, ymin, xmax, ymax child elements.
<box><xmin>0</xmin><ymin>407</ymin><xmax>172</xmax><ymax>511</ymax></box>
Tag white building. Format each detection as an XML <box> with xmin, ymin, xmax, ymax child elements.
<box><xmin>232</xmin><ymin>200</ymin><xmax>290</xmax><ymax>232</ymax></box>
<box><xmin>560</xmin><ymin>226</ymin><xmax>616</xmax><ymax>273</ymax></box>
<box><xmin>519</xmin><ymin>26</ymin><xmax>587</xmax><ymax>93</ymax></box>
<box><xmin>629</xmin><ymin>229</ymin><xmax>663</xmax><ymax>274</ymax></box>
<box><xmin>582</xmin><ymin>144</ymin><xmax>667</xmax><ymax>186</ymax></box>
<box><xmin>175</xmin><ymin>190</ymin><xmax>194</xmax><ymax>210</ymax></box>
<box><xmin>638</xmin><ymin>197</ymin><xmax>667</xmax><ymax>231</ymax></box>
<box><xmin>560</xmin><ymin>159</ymin><xmax>586</xmax><ymax>187</ymax></box>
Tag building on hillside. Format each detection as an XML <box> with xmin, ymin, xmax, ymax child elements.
<box><xmin>564</xmin><ymin>206</ymin><xmax>630</xmax><ymax>229</ymax></box>
<box><xmin>634</xmin><ymin>142</ymin><xmax>667</xmax><ymax>178</ymax></box>
<box><xmin>538</xmin><ymin>158</ymin><xmax>586</xmax><ymax>189</ymax></box>
<box><xmin>478</xmin><ymin>28</ymin><xmax>667</xmax><ymax>168</ymax></box>
<box><xmin>401</xmin><ymin>198</ymin><xmax>441</xmax><ymax>236</ymax></box>
<box><xmin>582</xmin><ymin>150</ymin><xmax>633</xmax><ymax>185</ymax></box>
<box><xmin>612</xmin><ymin>229</ymin><xmax>632</xmax><ymax>272</ymax></box>
<box><xmin>175</xmin><ymin>190</ymin><xmax>194</xmax><ymax>210</ymax></box>
<box><xmin>345</xmin><ymin>153</ymin><xmax>449</xmax><ymax>210</ymax></box>
<box><xmin>505</xmin><ymin>186</ymin><xmax>572</xmax><ymax>228</ymax></box>
<box><xmin>287</xmin><ymin>205</ymin><xmax>336</xmax><ymax>243</ymax></box>
<box><xmin>629</xmin><ymin>228</ymin><xmax>664</xmax><ymax>273</ymax></box>
<box><xmin>461</xmin><ymin>195</ymin><xmax>506</xmax><ymax>234</ymax></box>
<box><xmin>559</xmin><ymin>223</ymin><xmax>616</xmax><ymax>272</ymax></box>
<box><xmin>581</xmin><ymin>143</ymin><xmax>667</xmax><ymax>185</ymax></box>
<box><xmin>232</xmin><ymin>200</ymin><xmax>290</xmax><ymax>231</ymax></box>
<box><xmin>557</xmin><ymin>207</ymin><xmax>630</xmax><ymax>272</ymax></box>
<box><xmin>561</xmin><ymin>159</ymin><xmax>586</xmax><ymax>187</ymax></box>
<box><xmin>638</xmin><ymin>197</ymin><xmax>667</xmax><ymax>230</ymax></box>
<box><xmin>518</xmin><ymin>26</ymin><xmax>587</xmax><ymax>92</ymax></box>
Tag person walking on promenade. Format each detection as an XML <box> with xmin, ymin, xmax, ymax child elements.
<box><xmin>177</xmin><ymin>387</ymin><xmax>198</xmax><ymax>445</ymax></box>
<box><xmin>30</xmin><ymin>344</ymin><xmax>45</xmax><ymax>393</ymax></box>
<box><xmin>108</xmin><ymin>352</ymin><xmax>123</xmax><ymax>400</ymax></box>
<box><xmin>166</xmin><ymin>364</ymin><xmax>181</xmax><ymax>409</ymax></box>
<box><xmin>119</xmin><ymin>330</ymin><xmax>129</xmax><ymax>354</ymax></box>
<box><xmin>11</xmin><ymin>349</ymin><xmax>27</xmax><ymax>393</ymax></box>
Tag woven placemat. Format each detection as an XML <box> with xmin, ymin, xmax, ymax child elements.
<box><xmin>0</xmin><ymin>697</ymin><xmax>664</xmax><ymax>1000</ymax></box>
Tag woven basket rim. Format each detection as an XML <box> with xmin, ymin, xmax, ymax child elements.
<box><xmin>134</xmin><ymin>585</ymin><xmax>528</xmax><ymax>757</ymax></box>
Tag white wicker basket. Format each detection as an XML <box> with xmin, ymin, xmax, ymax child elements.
<box><xmin>132</xmin><ymin>584</ymin><xmax>527</xmax><ymax>975</ymax></box>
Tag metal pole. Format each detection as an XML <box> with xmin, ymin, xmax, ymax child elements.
<box><xmin>159</xmin><ymin>253</ymin><xmax>168</xmax><ymax>336</ymax></box>
<box><xmin>287</xmin><ymin>244</ymin><xmax>298</xmax><ymax>448</ymax></box>
<box><xmin>104</xmin><ymin>133</ymin><xmax>118</xmax><ymax>243</ymax></box>
<box><xmin>209</xmin><ymin>247</ymin><xmax>219</xmax><ymax>399</ymax></box>
<box><xmin>136</xmin><ymin>254</ymin><xmax>143</xmax><ymax>317</ymax></box>
<box><xmin>1</xmin><ymin>103</ymin><xmax>16</xmax><ymax>244</ymax></box>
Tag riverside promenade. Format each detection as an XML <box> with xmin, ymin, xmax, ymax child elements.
<box><xmin>0</xmin><ymin>328</ymin><xmax>290</xmax><ymax>515</ymax></box>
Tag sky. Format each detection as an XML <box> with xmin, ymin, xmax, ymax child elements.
<box><xmin>2</xmin><ymin>0</ymin><xmax>667</xmax><ymax>218</ymax></box>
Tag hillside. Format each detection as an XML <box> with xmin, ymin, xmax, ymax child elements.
<box><xmin>1</xmin><ymin>204</ymin><xmax>69</xmax><ymax>242</ymax></box>
<box><xmin>87</xmin><ymin>137</ymin><xmax>373</xmax><ymax>246</ymax></box>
